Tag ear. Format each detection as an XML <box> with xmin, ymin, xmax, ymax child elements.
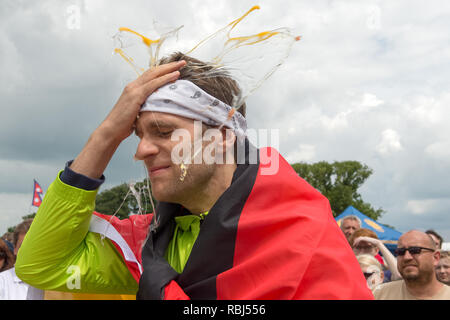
<box><xmin>433</xmin><ymin>250</ymin><xmax>441</xmax><ymax>267</ymax></box>
<box><xmin>216</xmin><ymin>128</ymin><xmax>236</xmax><ymax>157</ymax></box>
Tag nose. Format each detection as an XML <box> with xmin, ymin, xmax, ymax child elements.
<box><xmin>135</xmin><ymin>136</ymin><xmax>159</xmax><ymax>160</ymax></box>
<box><xmin>402</xmin><ymin>249</ymin><xmax>414</xmax><ymax>261</ymax></box>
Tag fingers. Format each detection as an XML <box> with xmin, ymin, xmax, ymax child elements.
<box><xmin>128</xmin><ymin>60</ymin><xmax>186</xmax><ymax>104</ymax></box>
<box><xmin>355</xmin><ymin>236</ymin><xmax>370</xmax><ymax>244</ymax></box>
<box><xmin>361</xmin><ymin>236</ymin><xmax>377</xmax><ymax>243</ymax></box>
<box><xmin>137</xmin><ymin>60</ymin><xmax>186</xmax><ymax>86</ymax></box>
<box><xmin>354</xmin><ymin>236</ymin><xmax>379</xmax><ymax>248</ymax></box>
<box><xmin>140</xmin><ymin>70</ymin><xmax>181</xmax><ymax>98</ymax></box>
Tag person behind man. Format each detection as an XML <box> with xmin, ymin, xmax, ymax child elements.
<box><xmin>425</xmin><ymin>229</ymin><xmax>443</xmax><ymax>250</ymax></box>
<box><xmin>356</xmin><ymin>254</ymin><xmax>384</xmax><ymax>292</ymax></box>
<box><xmin>436</xmin><ymin>251</ymin><xmax>450</xmax><ymax>285</ymax></box>
<box><xmin>2</xmin><ymin>232</ymin><xmax>14</xmax><ymax>246</ymax></box>
<box><xmin>0</xmin><ymin>219</ymin><xmax>43</xmax><ymax>300</ymax></box>
<box><xmin>349</xmin><ymin>228</ymin><xmax>402</xmax><ymax>281</ymax></box>
<box><xmin>0</xmin><ymin>238</ymin><xmax>15</xmax><ymax>273</ymax></box>
<box><xmin>373</xmin><ymin>230</ymin><xmax>450</xmax><ymax>300</ymax></box>
<box><xmin>15</xmin><ymin>53</ymin><xmax>373</xmax><ymax>299</ymax></box>
<box><xmin>340</xmin><ymin>215</ymin><xmax>361</xmax><ymax>242</ymax></box>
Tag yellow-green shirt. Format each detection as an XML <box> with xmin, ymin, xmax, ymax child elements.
<box><xmin>16</xmin><ymin>173</ymin><xmax>208</xmax><ymax>295</ymax></box>
<box><xmin>165</xmin><ymin>212</ymin><xmax>209</xmax><ymax>273</ymax></box>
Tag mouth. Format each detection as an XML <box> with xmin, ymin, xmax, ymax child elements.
<box><xmin>149</xmin><ymin>165</ymin><xmax>170</xmax><ymax>176</ymax></box>
<box><xmin>402</xmin><ymin>265</ymin><xmax>418</xmax><ymax>271</ymax></box>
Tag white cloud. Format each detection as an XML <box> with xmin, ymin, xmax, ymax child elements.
<box><xmin>406</xmin><ymin>198</ymin><xmax>450</xmax><ymax>217</ymax></box>
<box><xmin>320</xmin><ymin>112</ymin><xmax>349</xmax><ymax>131</ymax></box>
<box><xmin>0</xmin><ymin>193</ymin><xmax>33</xmax><ymax>234</ymax></box>
<box><xmin>408</xmin><ymin>96</ymin><xmax>442</xmax><ymax>125</ymax></box>
<box><xmin>285</xmin><ymin>144</ymin><xmax>316</xmax><ymax>163</ymax></box>
<box><xmin>406</xmin><ymin>199</ymin><xmax>436</xmax><ymax>215</ymax></box>
<box><xmin>288</xmin><ymin>127</ymin><xmax>296</xmax><ymax>135</ymax></box>
<box><xmin>0</xmin><ymin>159</ymin><xmax>58</xmax><ymax>194</ymax></box>
<box><xmin>366</xmin><ymin>5</ymin><xmax>382</xmax><ymax>31</ymax></box>
<box><xmin>2</xmin><ymin>0</ymin><xmax>450</xmax><ymax>240</ymax></box>
<box><xmin>425</xmin><ymin>141</ymin><xmax>450</xmax><ymax>161</ymax></box>
<box><xmin>310</xmin><ymin>92</ymin><xmax>383</xmax><ymax>132</ymax></box>
<box><xmin>376</xmin><ymin>129</ymin><xmax>403</xmax><ymax>155</ymax></box>
<box><xmin>359</xmin><ymin>93</ymin><xmax>384</xmax><ymax>110</ymax></box>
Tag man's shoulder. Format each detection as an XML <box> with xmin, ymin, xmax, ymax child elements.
<box><xmin>373</xmin><ymin>280</ymin><xmax>405</xmax><ymax>299</ymax></box>
<box><xmin>437</xmin><ymin>284</ymin><xmax>450</xmax><ymax>299</ymax></box>
<box><xmin>376</xmin><ymin>279</ymin><xmax>404</xmax><ymax>290</ymax></box>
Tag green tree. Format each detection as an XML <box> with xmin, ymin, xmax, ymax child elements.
<box><xmin>22</xmin><ymin>212</ymin><xmax>37</xmax><ymax>220</ymax></box>
<box><xmin>291</xmin><ymin>161</ymin><xmax>384</xmax><ymax>220</ymax></box>
<box><xmin>95</xmin><ymin>179</ymin><xmax>156</xmax><ymax>219</ymax></box>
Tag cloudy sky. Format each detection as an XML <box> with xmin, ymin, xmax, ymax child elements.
<box><xmin>1</xmin><ymin>0</ymin><xmax>450</xmax><ymax>242</ymax></box>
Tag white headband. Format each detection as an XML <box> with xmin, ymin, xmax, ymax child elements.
<box><xmin>140</xmin><ymin>80</ymin><xmax>247</xmax><ymax>140</ymax></box>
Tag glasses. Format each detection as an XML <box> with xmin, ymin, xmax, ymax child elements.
<box><xmin>394</xmin><ymin>246</ymin><xmax>435</xmax><ymax>256</ymax></box>
<box><xmin>363</xmin><ymin>272</ymin><xmax>375</xmax><ymax>279</ymax></box>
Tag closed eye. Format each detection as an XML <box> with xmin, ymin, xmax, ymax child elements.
<box><xmin>157</xmin><ymin>130</ymin><xmax>173</xmax><ymax>138</ymax></box>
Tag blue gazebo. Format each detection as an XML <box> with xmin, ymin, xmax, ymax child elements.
<box><xmin>335</xmin><ymin>206</ymin><xmax>402</xmax><ymax>253</ymax></box>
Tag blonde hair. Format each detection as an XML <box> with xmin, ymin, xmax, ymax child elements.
<box><xmin>440</xmin><ymin>250</ymin><xmax>450</xmax><ymax>260</ymax></box>
<box><xmin>357</xmin><ymin>254</ymin><xmax>382</xmax><ymax>273</ymax></box>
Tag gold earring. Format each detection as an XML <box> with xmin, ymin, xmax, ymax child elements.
<box><xmin>179</xmin><ymin>162</ymin><xmax>188</xmax><ymax>181</ymax></box>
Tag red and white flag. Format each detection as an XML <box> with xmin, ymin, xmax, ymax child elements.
<box><xmin>32</xmin><ymin>180</ymin><xmax>44</xmax><ymax>207</ymax></box>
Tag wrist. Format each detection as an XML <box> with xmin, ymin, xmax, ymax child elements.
<box><xmin>93</xmin><ymin>123</ymin><xmax>124</xmax><ymax>147</ymax></box>
<box><xmin>70</xmin><ymin>128</ymin><xmax>122</xmax><ymax>180</ymax></box>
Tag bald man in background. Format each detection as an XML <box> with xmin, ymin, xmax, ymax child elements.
<box><xmin>373</xmin><ymin>230</ymin><xmax>450</xmax><ymax>300</ymax></box>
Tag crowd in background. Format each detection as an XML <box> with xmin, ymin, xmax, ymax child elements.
<box><xmin>0</xmin><ymin>219</ymin><xmax>43</xmax><ymax>299</ymax></box>
<box><xmin>1</xmin><ymin>215</ymin><xmax>449</xmax><ymax>300</ymax></box>
<box><xmin>340</xmin><ymin>215</ymin><xmax>450</xmax><ymax>299</ymax></box>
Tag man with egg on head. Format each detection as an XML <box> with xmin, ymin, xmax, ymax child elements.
<box><xmin>16</xmin><ymin>7</ymin><xmax>372</xmax><ymax>300</ymax></box>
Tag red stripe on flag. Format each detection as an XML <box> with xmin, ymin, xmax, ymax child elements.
<box><xmin>32</xmin><ymin>180</ymin><xmax>44</xmax><ymax>207</ymax></box>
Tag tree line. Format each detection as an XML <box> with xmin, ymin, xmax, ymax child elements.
<box><xmin>94</xmin><ymin>160</ymin><xmax>385</xmax><ymax>221</ymax></box>
<box><xmin>6</xmin><ymin>160</ymin><xmax>386</xmax><ymax>233</ymax></box>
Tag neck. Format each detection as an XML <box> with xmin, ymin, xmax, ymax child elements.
<box><xmin>181</xmin><ymin>163</ymin><xmax>237</xmax><ymax>215</ymax></box>
<box><xmin>405</xmin><ymin>275</ymin><xmax>443</xmax><ymax>298</ymax></box>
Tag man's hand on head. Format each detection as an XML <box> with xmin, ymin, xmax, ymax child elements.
<box><xmin>98</xmin><ymin>60</ymin><xmax>187</xmax><ymax>144</ymax></box>
<box><xmin>69</xmin><ymin>60</ymin><xmax>186</xmax><ymax>179</ymax></box>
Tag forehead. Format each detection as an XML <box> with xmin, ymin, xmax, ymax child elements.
<box><xmin>343</xmin><ymin>218</ymin><xmax>359</xmax><ymax>226</ymax></box>
<box><xmin>398</xmin><ymin>231</ymin><xmax>432</xmax><ymax>247</ymax></box>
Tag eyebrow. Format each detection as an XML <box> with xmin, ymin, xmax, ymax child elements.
<box><xmin>148</xmin><ymin>121</ymin><xmax>176</xmax><ymax>129</ymax></box>
<box><xmin>135</xmin><ymin>119</ymin><xmax>177</xmax><ymax>136</ymax></box>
